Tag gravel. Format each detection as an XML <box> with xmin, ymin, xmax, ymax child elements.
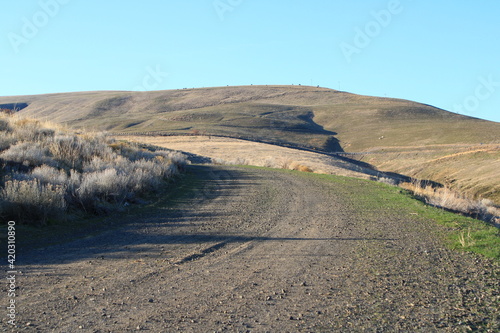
<box><xmin>4</xmin><ymin>166</ymin><xmax>499</xmax><ymax>332</ymax></box>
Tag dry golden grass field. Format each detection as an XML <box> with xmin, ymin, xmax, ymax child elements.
<box><xmin>122</xmin><ymin>135</ymin><xmax>373</xmax><ymax>179</ymax></box>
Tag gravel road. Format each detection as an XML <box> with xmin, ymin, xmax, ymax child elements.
<box><xmin>4</xmin><ymin>166</ymin><xmax>499</xmax><ymax>332</ymax></box>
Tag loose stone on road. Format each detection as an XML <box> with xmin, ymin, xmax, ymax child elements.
<box><xmin>7</xmin><ymin>166</ymin><xmax>500</xmax><ymax>332</ymax></box>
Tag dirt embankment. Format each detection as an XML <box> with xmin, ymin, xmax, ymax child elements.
<box><xmin>5</xmin><ymin>166</ymin><xmax>499</xmax><ymax>332</ymax></box>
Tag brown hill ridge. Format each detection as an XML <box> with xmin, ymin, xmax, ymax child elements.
<box><xmin>1</xmin><ymin>85</ymin><xmax>498</xmax><ymax>152</ymax></box>
<box><xmin>1</xmin><ymin>85</ymin><xmax>499</xmax><ymax>202</ymax></box>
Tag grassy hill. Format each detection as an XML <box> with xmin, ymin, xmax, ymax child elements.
<box><xmin>2</xmin><ymin>85</ymin><xmax>498</xmax><ymax>151</ymax></box>
<box><xmin>1</xmin><ymin>85</ymin><xmax>499</xmax><ymax>202</ymax></box>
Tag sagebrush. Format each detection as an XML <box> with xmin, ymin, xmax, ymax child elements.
<box><xmin>0</xmin><ymin>114</ymin><xmax>187</xmax><ymax>225</ymax></box>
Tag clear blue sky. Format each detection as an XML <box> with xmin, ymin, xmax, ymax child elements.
<box><xmin>1</xmin><ymin>1</ymin><xmax>499</xmax><ymax>122</ymax></box>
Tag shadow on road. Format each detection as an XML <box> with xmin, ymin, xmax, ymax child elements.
<box><xmin>18</xmin><ymin>165</ymin><xmax>396</xmax><ymax>267</ymax></box>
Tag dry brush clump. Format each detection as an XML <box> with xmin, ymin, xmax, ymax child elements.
<box><xmin>1</xmin><ymin>178</ymin><xmax>66</xmax><ymax>223</ymax></box>
<box><xmin>265</xmin><ymin>158</ymin><xmax>314</xmax><ymax>172</ymax></box>
<box><xmin>401</xmin><ymin>180</ymin><xmax>500</xmax><ymax>225</ymax></box>
<box><xmin>0</xmin><ymin>114</ymin><xmax>187</xmax><ymax>225</ymax></box>
<box><xmin>376</xmin><ymin>177</ymin><xmax>399</xmax><ymax>186</ymax></box>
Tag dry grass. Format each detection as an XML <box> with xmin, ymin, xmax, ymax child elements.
<box><xmin>458</xmin><ymin>228</ymin><xmax>476</xmax><ymax>248</ymax></box>
<box><xmin>289</xmin><ymin>161</ymin><xmax>313</xmax><ymax>173</ymax></box>
<box><xmin>1</xmin><ymin>179</ymin><xmax>66</xmax><ymax>223</ymax></box>
<box><xmin>376</xmin><ymin>177</ymin><xmax>399</xmax><ymax>186</ymax></box>
<box><xmin>400</xmin><ymin>180</ymin><xmax>500</xmax><ymax>225</ymax></box>
<box><xmin>363</xmin><ymin>144</ymin><xmax>500</xmax><ymax>205</ymax></box>
<box><xmin>213</xmin><ymin>155</ymin><xmax>313</xmax><ymax>173</ymax></box>
<box><xmin>296</xmin><ymin>164</ymin><xmax>313</xmax><ymax>173</ymax></box>
<box><xmin>122</xmin><ymin>135</ymin><xmax>374</xmax><ymax>178</ymax></box>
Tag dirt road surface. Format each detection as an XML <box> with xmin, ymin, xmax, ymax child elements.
<box><xmin>5</xmin><ymin>166</ymin><xmax>499</xmax><ymax>332</ymax></box>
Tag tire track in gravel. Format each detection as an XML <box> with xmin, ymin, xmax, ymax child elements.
<box><xmin>4</xmin><ymin>166</ymin><xmax>499</xmax><ymax>332</ymax></box>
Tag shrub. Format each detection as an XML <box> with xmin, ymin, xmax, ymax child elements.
<box><xmin>154</xmin><ymin>150</ymin><xmax>187</xmax><ymax>169</ymax></box>
<box><xmin>29</xmin><ymin>165</ymin><xmax>69</xmax><ymax>185</ymax></box>
<box><xmin>83</xmin><ymin>156</ymin><xmax>119</xmax><ymax>173</ymax></box>
<box><xmin>12</xmin><ymin>118</ymin><xmax>55</xmax><ymax>142</ymax></box>
<box><xmin>0</xmin><ymin>114</ymin><xmax>188</xmax><ymax>225</ymax></box>
<box><xmin>279</xmin><ymin>159</ymin><xmax>293</xmax><ymax>169</ymax></box>
<box><xmin>0</xmin><ymin>119</ymin><xmax>11</xmax><ymax>132</ymax></box>
<box><xmin>127</xmin><ymin>166</ymin><xmax>162</xmax><ymax>193</ymax></box>
<box><xmin>48</xmin><ymin>134</ymin><xmax>114</xmax><ymax>170</ymax></box>
<box><xmin>1</xmin><ymin>179</ymin><xmax>66</xmax><ymax>225</ymax></box>
<box><xmin>0</xmin><ymin>142</ymin><xmax>56</xmax><ymax>167</ymax></box>
<box><xmin>66</xmin><ymin>156</ymin><xmax>183</xmax><ymax>214</ymax></box>
<box><xmin>78</xmin><ymin>168</ymin><xmax>130</xmax><ymax>204</ymax></box>
<box><xmin>126</xmin><ymin>148</ymin><xmax>157</xmax><ymax>161</ymax></box>
<box><xmin>297</xmin><ymin>164</ymin><xmax>313</xmax><ymax>173</ymax></box>
<box><xmin>0</xmin><ymin>133</ymin><xmax>17</xmax><ymax>152</ymax></box>
<box><xmin>377</xmin><ymin>177</ymin><xmax>398</xmax><ymax>186</ymax></box>
<box><xmin>288</xmin><ymin>161</ymin><xmax>313</xmax><ymax>172</ymax></box>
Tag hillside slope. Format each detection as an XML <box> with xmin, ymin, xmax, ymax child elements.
<box><xmin>1</xmin><ymin>85</ymin><xmax>499</xmax><ymax>202</ymax></box>
<box><xmin>1</xmin><ymin>85</ymin><xmax>499</xmax><ymax>152</ymax></box>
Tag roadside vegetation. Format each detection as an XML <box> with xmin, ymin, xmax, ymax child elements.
<box><xmin>400</xmin><ymin>180</ymin><xmax>500</xmax><ymax>226</ymax></box>
<box><xmin>396</xmin><ymin>185</ymin><xmax>500</xmax><ymax>260</ymax></box>
<box><xmin>296</xmin><ymin>171</ymin><xmax>500</xmax><ymax>260</ymax></box>
<box><xmin>363</xmin><ymin>144</ymin><xmax>500</xmax><ymax>205</ymax></box>
<box><xmin>0</xmin><ymin>114</ymin><xmax>187</xmax><ymax>226</ymax></box>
